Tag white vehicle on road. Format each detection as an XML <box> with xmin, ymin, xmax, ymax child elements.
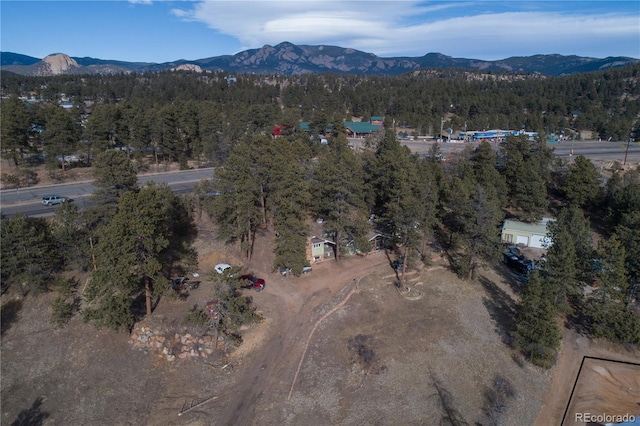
<box><xmin>41</xmin><ymin>195</ymin><xmax>71</xmax><ymax>206</ymax></box>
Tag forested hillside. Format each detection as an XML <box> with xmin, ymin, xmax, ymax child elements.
<box><xmin>1</xmin><ymin>64</ymin><xmax>639</xmax><ymax>361</ymax></box>
<box><xmin>1</xmin><ymin>63</ymin><xmax>639</xmax><ymax>170</ymax></box>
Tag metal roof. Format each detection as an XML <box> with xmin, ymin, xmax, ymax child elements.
<box><xmin>502</xmin><ymin>218</ymin><xmax>554</xmax><ymax>234</ymax></box>
<box><xmin>343</xmin><ymin>121</ymin><xmax>383</xmax><ymax>134</ymax></box>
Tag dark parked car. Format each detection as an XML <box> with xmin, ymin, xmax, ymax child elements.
<box><xmin>503</xmin><ymin>252</ymin><xmax>537</xmax><ymax>277</ymax></box>
<box><xmin>168</xmin><ymin>277</ymin><xmax>200</xmax><ymax>291</ymax></box>
<box><xmin>239</xmin><ymin>274</ymin><xmax>265</xmax><ymax>292</ymax></box>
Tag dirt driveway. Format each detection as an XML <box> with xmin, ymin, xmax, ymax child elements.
<box><xmin>177</xmin><ymin>249</ymin><xmax>391</xmax><ymax>425</ymax></box>
<box><xmin>147</xmin><ymin>242</ymin><xmax>553</xmax><ymax>426</ymax></box>
<box><xmin>3</xmin><ymin>225</ymin><xmax>638</xmax><ymax>425</ymax></box>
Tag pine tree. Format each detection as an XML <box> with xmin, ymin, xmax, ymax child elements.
<box><xmin>545</xmin><ymin>222</ymin><xmax>578</xmax><ymax>312</ymax></box>
<box><xmin>51</xmin><ymin>200</ymin><xmax>92</xmax><ymax>271</ymax></box>
<box><xmin>92</xmin><ymin>150</ymin><xmax>139</xmax><ymax>204</ymax></box>
<box><xmin>501</xmin><ymin>135</ymin><xmax>549</xmax><ymax>222</ymax></box>
<box><xmin>586</xmin><ymin>235</ymin><xmax>640</xmax><ymax>344</ymax></box>
<box><xmin>207</xmin><ymin>140</ymin><xmax>262</xmax><ymax>259</ymax></box>
<box><xmin>0</xmin><ymin>95</ymin><xmax>31</xmax><ymax>165</ymax></box>
<box><xmin>84</xmin><ymin>183</ymin><xmax>183</xmax><ymax>330</ymax></box>
<box><xmin>471</xmin><ymin>141</ymin><xmax>508</xmax><ymax>207</ymax></box>
<box><xmin>514</xmin><ymin>271</ymin><xmax>561</xmax><ymax>368</ymax></box>
<box><xmin>369</xmin><ymin>130</ymin><xmax>426</xmax><ymax>284</ymax></box>
<box><xmin>42</xmin><ymin>105</ymin><xmax>80</xmax><ymax>172</ymax></box>
<box><xmin>562</xmin><ymin>155</ymin><xmax>602</xmax><ymax>209</ymax></box>
<box><xmin>311</xmin><ymin>129</ymin><xmax>368</xmax><ymax>260</ymax></box>
<box><xmin>0</xmin><ymin>214</ymin><xmax>60</xmax><ymax>296</ymax></box>
<box><xmin>555</xmin><ymin>205</ymin><xmax>593</xmax><ymax>283</ymax></box>
<box><xmin>444</xmin><ymin>162</ymin><xmax>503</xmax><ymax>279</ymax></box>
<box><xmin>614</xmin><ymin>211</ymin><xmax>640</xmax><ymax>283</ymax></box>
<box><xmin>267</xmin><ymin>138</ymin><xmax>310</xmax><ymax>274</ymax></box>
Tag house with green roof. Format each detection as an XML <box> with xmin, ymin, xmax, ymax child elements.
<box><xmin>297</xmin><ymin>118</ymin><xmax>384</xmax><ymax>139</ymax></box>
<box><xmin>343</xmin><ymin>121</ymin><xmax>383</xmax><ymax>138</ymax></box>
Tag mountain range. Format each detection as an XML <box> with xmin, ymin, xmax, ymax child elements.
<box><xmin>1</xmin><ymin>42</ymin><xmax>638</xmax><ymax>77</ymax></box>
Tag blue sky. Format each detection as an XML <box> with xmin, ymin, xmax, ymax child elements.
<box><xmin>1</xmin><ymin>1</ymin><xmax>639</xmax><ymax>63</ymax></box>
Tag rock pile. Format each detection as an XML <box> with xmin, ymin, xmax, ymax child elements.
<box><xmin>130</xmin><ymin>324</ymin><xmax>219</xmax><ymax>362</ymax></box>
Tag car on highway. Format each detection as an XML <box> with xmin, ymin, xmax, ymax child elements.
<box><xmin>41</xmin><ymin>195</ymin><xmax>71</xmax><ymax>206</ymax></box>
<box><xmin>239</xmin><ymin>274</ymin><xmax>265</xmax><ymax>292</ymax></box>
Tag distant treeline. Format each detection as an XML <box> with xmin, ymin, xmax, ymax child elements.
<box><xmin>0</xmin><ymin>63</ymin><xmax>639</xmax><ymax>165</ymax></box>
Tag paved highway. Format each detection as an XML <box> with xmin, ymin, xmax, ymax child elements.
<box><xmin>3</xmin><ymin>139</ymin><xmax>640</xmax><ymax>218</ymax></box>
<box><xmin>0</xmin><ymin>167</ymin><xmax>214</xmax><ymax>217</ymax></box>
<box><xmin>350</xmin><ymin>138</ymin><xmax>640</xmax><ymax>164</ymax></box>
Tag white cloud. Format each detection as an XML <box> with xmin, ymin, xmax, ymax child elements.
<box><xmin>129</xmin><ymin>0</ymin><xmax>153</xmax><ymax>5</ymax></box>
<box><xmin>171</xmin><ymin>1</ymin><xmax>640</xmax><ymax>59</ymax></box>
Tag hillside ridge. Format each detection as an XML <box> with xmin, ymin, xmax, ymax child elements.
<box><xmin>2</xmin><ymin>42</ymin><xmax>638</xmax><ymax>77</ymax></box>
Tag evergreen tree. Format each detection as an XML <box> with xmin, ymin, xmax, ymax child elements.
<box><xmin>51</xmin><ymin>200</ymin><xmax>92</xmax><ymax>272</ymax></box>
<box><xmin>369</xmin><ymin>130</ymin><xmax>426</xmax><ymax>284</ymax></box>
<box><xmin>83</xmin><ymin>103</ymin><xmax>119</xmax><ymax>164</ymax></box>
<box><xmin>415</xmin><ymin>158</ymin><xmax>443</xmax><ymax>258</ymax></box>
<box><xmin>501</xmin><ymin>135</ymin><xmax>549</xmax><ymax>222</ymax></box>
<box><xmin>465</xmin><ymin>185</ymin><xmax>504</xmax><ymax>279</ymax></box>
<box><xmin>311</xmin><ymin>128</ymin><xmax>368</xmax><ymax>260</ymax></box>
<box><xmin>586</xmin><ymin>235</ymin><xmax>640</xmax><ymax>344</ymax></box>
<box><xmin>92</xmin><ymin>150</ymin><xmax>139</xmax><ymax>204</ymax></box>
<box><xmin>604</xmin><ymin>167</ymin><xmax>640</xmax><ymax>222</ymax></box>
<box><xmin>545</xmin><ymin>221</ymin><xmax>579</xmax><ymax>312</ymax></box>
<box><xmin>0</xmin><ymin>214</ymin><xmax>60</xmax><ymax>296</ymax></box>
<box><xmin>208</xmin><ymin>140</ymin><xmax>263</xmax><ymax>259</ymax></box>
<box><xmin>514</xmin><ymin>271</ymin><xmax>562</xmax><ymax>368</ymax></box>
<box><xmin>42</xmin><ymin>105</ymin><xmax>80</xmax><ymax>172</ymax></box>
<box><xmin>84</xmin><ymin>183</ymin><xmax>184</xmax><ymax>330</ymax></box>
<box><xmin>0</xmin><ymin>95</ymin><xmax>31</xmax><ymax>165</ymax></box>
<box><xmin>444</xmin><ymin>161</ymin><xmax>504</xmax><ymax>279</ymax></box>
<box><xmin>555</xmin><ymin>205</ymin><xmax>593</xmax><ymax>283</ymax></box>
<box><xmin>267</xmin><ymin>138</ymin><xmax>310</xmax><ymax>275</ymax></box>
<box><xmin>614</xmin><ymin>211</ymin><xmax>640</xmax><ymax>284</ymax></box>
<box><xmin>471</xmin><ymin>141</ymin><xmax>508</xmax><ymax>207</ymax></box>
<box><xmin>562</xmin><ymin>155</ymin><xmax>602</xmax><ymax>209</ymax></box>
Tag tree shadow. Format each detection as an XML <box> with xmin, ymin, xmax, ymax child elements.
<box><xmin>428</xmin><ymin>371</ymin><xmax>469</xmax><ymax>425</ymax></box>
<box><xmin>383</xmin><ymin>247</ymin><xmax>402</xmax><ymax>286</ymax></box>
<box><xmin>130</xmin><ymin>293</ymin><xmax>148</xmax><ymax>323</ymax></box>
<box><xmin>478</xmin><ymin>275</ymin><xmax>516</xmax><ymax>347</ymax></box>
<box><xmin>1</xmin><ymin>298</ymin><xmax>23</xmax><ymax>337</ymax></box>
<box><xmin>565</xmin><ymin>299</ymin><xmax>592</xmax><ymax>336</ymax></box>
<box><xmin>491</xmin><ymin>257</ymin><xmax>526</xmax><ymax>296</ymax></box>
<box><xmin>482</xmin><ymin>374</ymin><xmax>520</xmax><ymax>426</ymax></box>
<box><xmin>11</xmin><ymin>396</ymin><xmax>49</xmax><ymax>426</ymax></box>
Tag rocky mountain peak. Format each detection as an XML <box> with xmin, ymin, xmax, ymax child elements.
<box><xmin>171</xmin><ymin>63</ymin><xmax>203</xmax><ymax>72</ymax></box>
<box><xmin>42</xmin><ymin>53</ymin><xmax>79</xmax><ymax>75</ymax></box>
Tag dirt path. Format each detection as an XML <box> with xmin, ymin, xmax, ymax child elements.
<box><xmin>214</xmin><ymin>251</ymin><xmax>388</xmax><ymax>426</ymax></box>
<box><xmin>535</xmin><ymin>327</ymin><xmax>640</xmax><ymax>426</ymax></box>
<box><xmin>535</xmin><ymin>328</ymin><xmax>589</xmax><ymax>426</ymax></box>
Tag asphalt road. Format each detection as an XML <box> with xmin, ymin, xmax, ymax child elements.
<box><xmin>3</xmin><ymin>139</ymin><xmax>640</xmax><ymax>218</ymax></box>
<box><xmin>350</xmin><ymin>137</ymin><xmax>640</xmax><ymax>163</ymax></box>
<box><xmin>0</xmin><ymin>167</ymin><xmax>214</xmax><ymax>218</ymax></box>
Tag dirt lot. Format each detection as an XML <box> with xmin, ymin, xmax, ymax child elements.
<box><xmin>2</xmin><ymin>217</ymin><xmax>639</xmax><ymax>425</ymax></box>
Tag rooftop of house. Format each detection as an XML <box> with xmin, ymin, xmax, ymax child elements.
<box><xmin>298</xmin><ymin>119</ymin><xmax>384</xmax><ymax>134</ymax></box>
<box><xmin>502</xmin><ymin>218</ymin><xmax>555</xmax><ymax>234</ymax></box>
